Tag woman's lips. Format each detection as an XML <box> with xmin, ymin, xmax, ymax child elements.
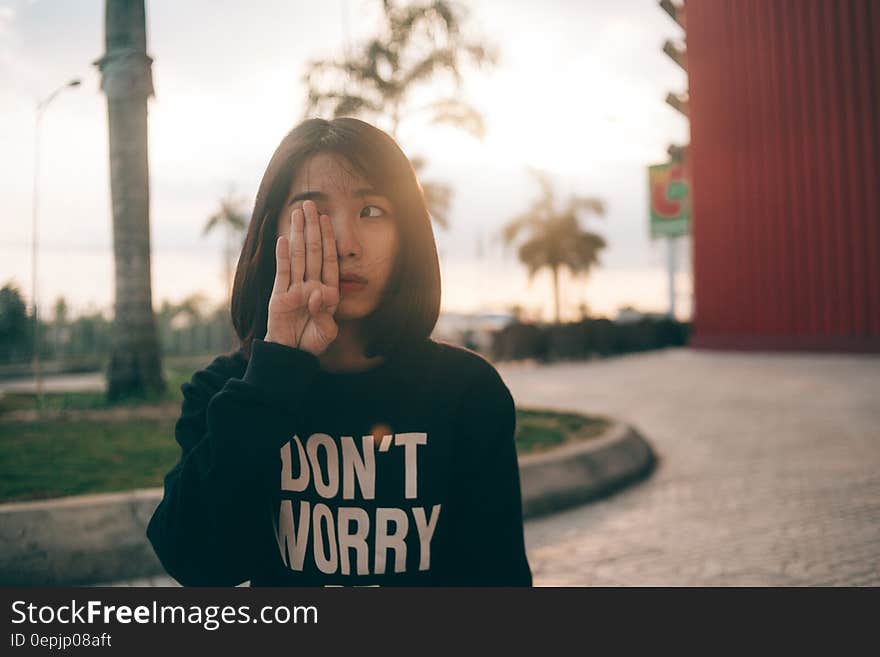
<box><xmin>340</xmin><ymin>280</ymin><xmax>367</xmax><ymax>292</ymax></box>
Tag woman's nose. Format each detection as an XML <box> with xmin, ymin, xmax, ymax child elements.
<box><xmin>329</xmin><ymin>211</ymin><xmax>362</xmax><ymax>257</ymax></box>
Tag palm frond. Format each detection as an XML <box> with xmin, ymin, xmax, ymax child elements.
<box><xmin>421</xmin><ymin>179</ymin><xmax>452</xmax><ymax>229</ymax></box>
<box><xmin>463</xmin><ymin>41</ymin><xmax>498</xmax><ymax>67</ymax></box>
<box><xmin>302</xmin><ymin>0</ymin><xmax>494</xmax><ymax>147</ymax></box>
<box><xmin>204</xmin><ymin>194</ymin><xmax>250</xmax><ymax>237</ymax></box>
<box><xmin>400</xmin><ymin>48</ymin><xmax>456</xmax><ymax>89</ymax></box>
<box><xmin>518</xmin><ymin>237</ymin><xmax>551</xmax><ymax>282</ymax></box>
<box><xmin>562</xmin><ymin>231</ymin><xmax>606</xmax><ymax>275</ymax></box>
<box><xmin>501</xmin><ymin>212</ymin><xmax>542</xmax><ymax>246</ymax></box>
<box><xmin>202</xmin><ymin>213</ymin><xmax>221</xmax><ymax>236</ymax></box>
<box><xmin>426</xmin><ymin>98</ymin><xmax>485</xmax><ymax>138</ymax></box>
<box><xmin>569</xmin><ymin>196</ymin><xmax>606</xmax><ymax>218</ymax></box>
<box><xmin>525</xmin><ymin>167</ymin><xmax>557</xmax><ymax>210</ymax></box>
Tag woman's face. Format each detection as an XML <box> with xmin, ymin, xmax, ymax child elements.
<box><xmin>277</xmin><ymin>151</ymin><xmax>400</xmax><ymax>321</ymax></box>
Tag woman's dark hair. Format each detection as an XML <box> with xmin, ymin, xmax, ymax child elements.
<box><xmin>230</xmin><ymin>117</ymin><xmax>441</xmax><ymax>360</ymax></box>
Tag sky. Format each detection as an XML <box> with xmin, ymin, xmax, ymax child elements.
<box><xmin>0</xmin><ymin>0</ymin><xmax>691</xmax><ymax>322</ymax></box>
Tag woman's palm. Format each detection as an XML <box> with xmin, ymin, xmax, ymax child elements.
<box><xmin>268</xmin><ymin>278</ymin><xmax>339</xmax><ymax>352</ymax></box>
<box><xmin>266</xmin><ymin>200</ymin><xmax>340</xmax><ymax>355</ymax></box>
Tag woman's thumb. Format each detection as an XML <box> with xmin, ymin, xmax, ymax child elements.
<box><xmin>307</xmin><ymin>287</ymin><xmax>322</xmax><ymax>315</ymax></box>
<box><xmin>313</xmin><ymin>311</ymin><xmax>338</xmax><ymax>345</ymax></box>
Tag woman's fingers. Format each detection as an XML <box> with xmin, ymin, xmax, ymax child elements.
<box><xmin>320</xmin><ymin>214</ymin><xmax>339</xmax><ymax>290</ymax></box>
<box><xmin>290</xmin><ymin>207</ymin><xmax>305</xmax><ymax>286</ymax></box>
<box><xmin>303</xmin><ymin>200</ymin><xmax>322</xmax><ymax>282</ymax></box>
<box><xmin>272</xmin><ymin>234</ymin><xmax>290</xmax><ymax>295</ymax></box>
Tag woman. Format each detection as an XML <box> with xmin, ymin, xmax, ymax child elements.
<box><xmin>146</xmin><ymin>117</ymin><xmax>532</xmax><ymax>587</ymax></box>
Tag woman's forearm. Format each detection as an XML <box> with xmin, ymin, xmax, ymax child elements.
<box><xmin>146</xmin><ymin>339</ymin><xmax>322</xmax><ymax>586</ymax></box>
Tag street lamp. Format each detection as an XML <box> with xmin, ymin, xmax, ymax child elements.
<box><xmin>31</xmin><ymin>77</ymin><xmax>81</xmax><ymax>411</ymax></box>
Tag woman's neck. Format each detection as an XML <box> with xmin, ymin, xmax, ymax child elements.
<box><xmin>317</xmin><ymin>321</ymin><xmax>384</xmax><ymax>373</ymax></box>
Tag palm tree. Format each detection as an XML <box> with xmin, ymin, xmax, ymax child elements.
<box><xmin>302</xmin><ymin>0</ymin><xmax>496</xmax><ymax>229</ymax></box>
<box><xmin>203</xmin><ymin>189</ymin><xmax>248</xmax><ymax>303</ymax></box>
<box><xmin>94</xmin><ymin>0</ymin><xmax>164</xmax><ymax>401</ymax></box>
<box><xmin>500</xmin><ymin>169</ymin><xmax>607</xmax><ymax>324</ymax></box>
<box><xmin>0</xmin><ymin>282</ymin><xmax>30</xmax><ymax>362</ymax></box>
<box><xmin>157</xmin><ymin>294</ymin><xmax>209</xmax><ymax>355</ymax></box>
<box><xmin>52</xmin><ymin>296</ymin><xmax>69</xmax><ymax>360</ymax></box>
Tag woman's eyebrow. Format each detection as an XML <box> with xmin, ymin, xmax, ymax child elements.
<box><xmin>288</xmin><ymin>188</ymin><xmax>385</xmax><ymax>204</ymax></box>
<box><xmin>289</xmin><ymin>191</ymin><xmax>330</xmax><ymax>204</ymax></box>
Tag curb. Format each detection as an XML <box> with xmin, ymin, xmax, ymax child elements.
<box><xmin>0</xmin><ymin>488</ymin><xmax>164</xmax><ymax>587</ymax></box>
<box><xmin>518</xmin><ymin>421</ymin><xmax>657</xmax><ymax>519</ymax></box>
<box><xmin>0</xmin><ymin>422</ymin><xmax>656</xmax><ymax>585</ymax></box>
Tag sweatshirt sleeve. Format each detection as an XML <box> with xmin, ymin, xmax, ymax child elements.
<box><xmin>146</xmin><ymin>338</ymin><xmax>321</xmax><ymax>586</ymax></box>
<box><xmin>445</xmin><ymin>362</ymin><xmax>533</xmax><ymax>586</ymax></box>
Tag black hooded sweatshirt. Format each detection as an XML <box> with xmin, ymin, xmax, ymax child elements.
<box><xmin>146</xmin><ymin>337</ymin><xmax>533</xmax><ymax>586</ymax></box>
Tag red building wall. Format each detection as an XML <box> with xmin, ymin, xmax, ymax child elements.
<box><xmin>686</xmin><ymin>0</ymin><xmax>880</xmax><ymax>351</ymax></box>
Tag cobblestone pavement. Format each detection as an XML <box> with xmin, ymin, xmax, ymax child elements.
<box><xmin>99</xmin><ymin>349</ymin><xmax>880</xmax><ymax>587</ymax></box>
<box><xmin>501</xmin><ymin>348</ymin><xmax>880</xmax><ymax>586</ymax></box>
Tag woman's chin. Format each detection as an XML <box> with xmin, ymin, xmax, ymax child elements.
<box><xmin>334</xmin><ymin>301</ymin><xmax>373</xmax><ymax>322</ymax></box>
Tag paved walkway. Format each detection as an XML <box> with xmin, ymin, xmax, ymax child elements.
<box><xmin>95</xmin><ymin>348</ymin><xmax>879</xmax><ymax>586</ymax></box>
<box><xmin>0</xmin><ymin>372</ymin><xmax>104</xmax><ymax>394</ymax></box>
<box><xmin>504</xmin><ymin>348</ymin><xmax>880</xmax><ymax>586</ymax></box>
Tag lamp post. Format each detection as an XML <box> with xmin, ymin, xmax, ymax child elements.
<box><xmin>31</xmin><ymin>78</ymin><xmax>81</xmax><ymax>410</ymax></box>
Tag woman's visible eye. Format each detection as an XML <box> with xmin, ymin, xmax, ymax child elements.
<box><xmin>360</xmin><ymin>204</ymin><xmax>386</xmax><ymax>218</ymax></box>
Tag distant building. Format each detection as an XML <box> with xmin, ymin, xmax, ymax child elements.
<box><xmin>686</xmin><ymin>0</ymin><xmax>880</xmax><ymax>352</ymax></box>
<box><xmin>432</xmin><ymin>311</ymin><xmax>515</xmax><ymax>354</ymax></box>
<box><xmin>615</xmin><ymin>306</ymin><xmax>670</xmax><ymax>324</ymax></box>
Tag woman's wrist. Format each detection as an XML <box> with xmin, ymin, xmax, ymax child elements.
<box><xmin>243</xmin><ymin>338</ymin><xmax>321</xmax><ymax>402</ymax></box>
<box><xmin>264</xmin><ymin>332</ymin><xmax>322</xmax><ymax>357</ymax></box>
<box><xmin>263</xmin><ymin>332</ymin><xmax>294</xmax><ymax>349</ymax></box>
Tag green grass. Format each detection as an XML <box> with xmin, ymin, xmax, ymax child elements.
<box><xmin>0</xmin><ymin>369</ymin><xmax>190</xmax><ymax>416</ymax></box>
<box><xmin>0</xmin><ymin>376</ymin><xmax>608</xmax><ymax>503</ymax></box>
<box><xmin>0</xmin><ymin>368</ymin><xmax>190</xmax><ymax>502</ymax></box>
<box><xmin>514</xmin><ymin>408</ymin><xmax>608</xmax><ymax>454</ymax></box>
<box><xmin>0</xmin><ymin>417</ymin><xmax>180</xmax><ymax>503</ymax></box>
